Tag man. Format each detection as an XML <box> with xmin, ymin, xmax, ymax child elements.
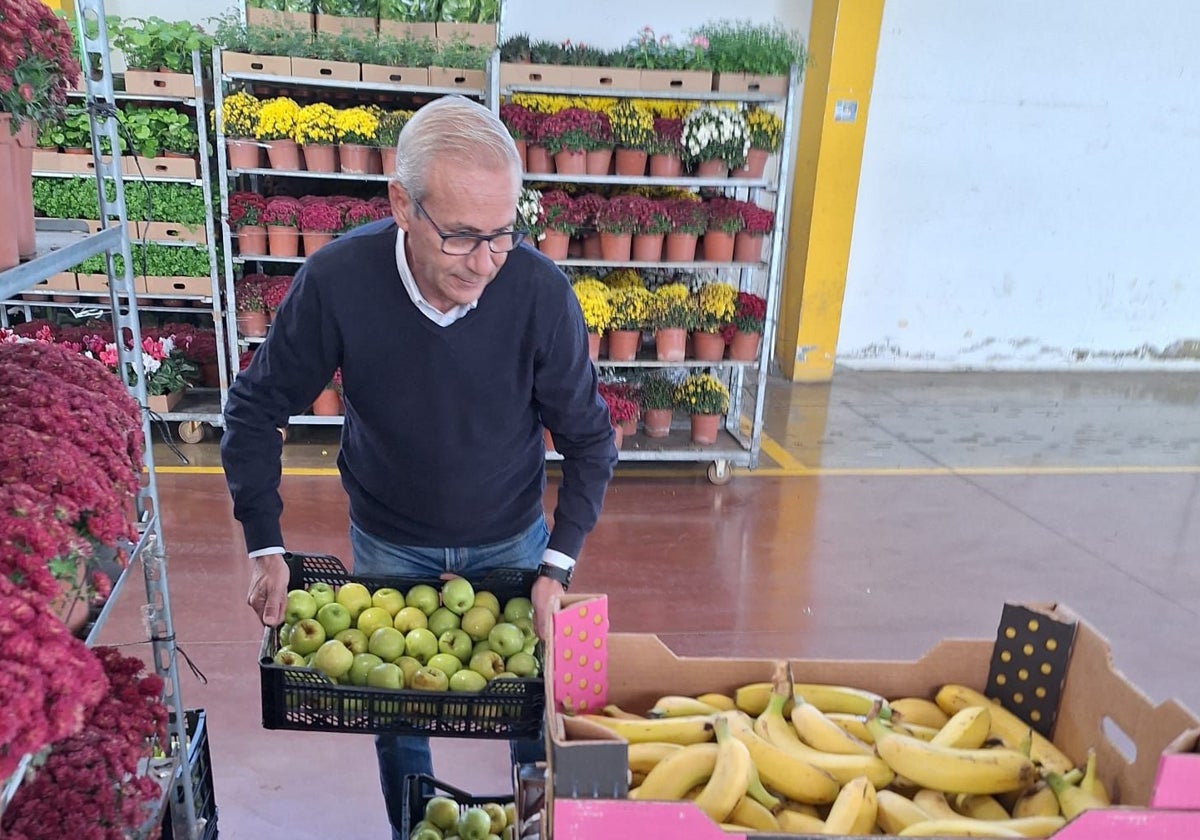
<box><xmin>220</xmin><ymin>95</ymin><xmax>616</xmax><ymax>837</ymax></box>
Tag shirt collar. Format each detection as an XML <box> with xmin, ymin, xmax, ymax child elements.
<box><xmin>394</xmin><ymin>226</ymin><xmax>478</xmax><ymax>327</ymax></box>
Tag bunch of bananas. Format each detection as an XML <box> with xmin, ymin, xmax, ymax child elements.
<box><xmin>576</xmin><ymin>663</ymin><xmax>1111</xmax><ymax>837</ymax></box>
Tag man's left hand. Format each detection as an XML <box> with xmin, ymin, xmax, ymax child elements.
<box><xmin>531</xmin><ymin>574</ymin><xmax>565</xmax><ymax>641</ymax></box>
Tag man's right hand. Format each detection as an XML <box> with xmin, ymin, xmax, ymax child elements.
<box><xmin>248</xmin><ymin>553</ymin><xmax>291</xmax><ymax>626</ymax></box>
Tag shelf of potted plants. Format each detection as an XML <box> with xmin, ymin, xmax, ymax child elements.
<box><xmin>523</xmin><ymin>172</ymin><xmax>773</xmax><ymax>189</ymax></box>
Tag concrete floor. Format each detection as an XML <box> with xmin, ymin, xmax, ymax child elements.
<box><xmin>95</xmin><ymin>370</ymin><xmax>1200</xmax><ymax>840</ymax></box>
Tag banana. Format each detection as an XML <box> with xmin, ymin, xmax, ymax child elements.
<box><xmin>745</xmin><ymin>760</ymin><xmax>782</xmax><ymax>812</ymax></box>
<box><xmin>913</xmin><ymin>789</ymin><xmax>963</xmax><ymax>821</ymax></box>
<box><xmin>722</xmin><ymin>712</ymin><xmax>841</xmax><ymax>805</ymax></box>
<box><xmin>776</xmin><ymin>809</ymin><xmax>826</xmax><ymax>834</ymax></box>
<box><xmin>758</xmin><ymin>694</ymin><xmax>895</xmax><ymax>788</ymax></box>
<box><xmin>648</xmin><ymin>696</ymin><xmax>725</xmax><ymax>718</ymax></box>
<box><xmin>734</xmin><ymin>682</ymin><xmax>791</xmax><ymax>716</ymax></box>
<box><xmin>1045</xmin><ymin>771</ymin><xmax>1108</xmax><ymax>820</ymax></box>
<box><xmin>822</xmin><ymin>776</ymin><xmax>878</xmax><ymax>836</ymax></box>
<box><xmin>630</xmin><ymin>770</ymin><xmax>646</xmax><ymax>787</ymax></box>
<box><xmin>934</xmin><ymin>685</ymin><xmax>1074</xmax><ymax>774</ymax></box>
<box><xmin>890</xmin><ymin>697</ymin><xmax>952</xmax><ymax>729</ymax></box>
<box><xmin>999</xmin><ymin>816</ymin><xmax>1068</xmax><ymax>837</ymax></box>
<box><xmin>1079</xmin><ymin>748</ymin><xmax>1111</xmax><ymax>805</ymax></box>
<box><xmin>790</xmin><ymin>694</ymin><xmax>876</xmax><ymax>756</ymax></box>
<box><xmin>636</xmin><ymin>743</ymin><xmax>718</xmax><ymax>801</ymax></box>
<box><xmin>900</xmin><ymin>722</ymin><xmax>943</xmax><ymax>742</ymax></box>
<box><xmin>827</xmin><ymin>713</ymin><xmax>874</xmax><ymax>743</ymax></box>
<box><xmin>579</xmin><ymin>713</ymin><xmax>715</xmax><ymax>745</ymax></box>
<box><xmin>867</xmin><ymin>712</ymin><xmax>1038</xmax><ymax>795</ymax></box>
<box><xmin>899</xmin><ymin>818</ymin><xmax>1024</xmax><ymax>837</ymax></box>
<box><xmin>727</xmin><ymin>796</ymin><xmax>780</xmax><ymax>831</ymax></box>
<box><xmin>954</xmin><ymin>793</ymin><xmax>1011</xmax><ymax>821</ymax></box>
<box><xmin>783</xmin><ymin>802</ymin><xmax>820</xmax><ymax>817</ymax></box>
<box><xmin>627</xmin><ymin>742</ymin><xmax>683</xmax><ymax>775</ymax></box>
<box><xmin>696</xmin><ymin>693</ymin><xmax>737</xmax><ymax>712</ymax></box>
<box><xmin>627</xmin><ymin>786</ymin><xmax>642</xmax><ymax>800</ymax></box>
<box><xmin>794</xmin><ymin>682</ymin><xmax>886</xmax><ymax>716</ymax></box>
<box><xmin>692</xmin><ymin>715</ymin><xmax>753</xmax><ymax>825</ymax></box>
<box><xmin>1061</xmin><ymin>768</ymin><xmax>1083</xmax><ymax>786</ymax></box>
<box><xmin>1012</xmin><ymin>783</ymin><xmax>1061</xmax><ymax>819</ymax></box>
<box><xmin>931</xmin><ymin>706</ymin><xmax>992</xmax><ymax>750</ymax></box>
<box><xmin>876</xmin><ymin>790</ymin><xmax>934</xmax><ymax>834</ymax></box>
<box><xmin>602</xmin><ymin>704</ymin><xmax>645</xmax><ymax>720</ymax></box>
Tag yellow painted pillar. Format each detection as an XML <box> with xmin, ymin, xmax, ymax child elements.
<box><xmin>776</xmin><ymin>0</ymin><xmax>885</xmax><ymax>382</ymax></box>
<box><xmin>41</xmin><ymin>0</ymin><xmax>73</xmax><ymax>18</ymax></box>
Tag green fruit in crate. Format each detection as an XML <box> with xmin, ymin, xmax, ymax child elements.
<box><xmin>369</xmin><ymin>627</ymin><xmax>406</xmax><ymax>662</ymax></box>
<box><xmin>405</xmin><ymin>628</ymin><xmax>439</xmax><ymax>664</ymax></box>
<box><xmin>317</xmin><ymin>602</ymin><xmax>353</xmax><ymax>637</ymax></box>
<box><xmin>410</xmin><ymin>824</ymin><xmax>442</xmax><ymax>840</ymax></box>
<box><xmin>469</xmin><ymin>651</ymin><xmax>505</xmax><ymax>680</ymax></box>
<box><xmin>311</xmin><ymin>640</ymin><xmax>354</xmax><ymax>679</ymax></box>
<box><xmin>357</xmin><ymin>606</ymin><xmax>394</xmax><ymax>639</ymax></box>
<box><xmin>503</xmin><ymin>803</ymin><xmax>516</xmax><ymax>831</ymax></box>
<box><xmin>442</xmin><ymin>577</ymin><xmax>476</xmax><ymax>615</ymax></box>
<box><xmin>425</xmin><ymin>797</ymin><xmax>460</xmax><ymax>831</ymax></box>
<box><xmin>493</xmin><ymin>672</ymin><xmax>518</xmax><ymax>680</ymax></box>
<box><xmin>336</xmin><ymin>628</ymin><xmax>370</xmax><ymax>655</ymax></box>
<box><xmin>501</xmin><ymin>826</ymin><xmax>516</xmax><ymax>840</ymax></box>
<box><xmin>505</xmin><ymin>652</ymin><xmax>539</xmax><ymax>678</ymax></box>
<box><xmin>394</xmin><ymin>655</ymin><xmax>423</xmax><ymax>685</ymax></box>
<box><xmin>488</xmin><ymin>623</ymin><xmax>524</xmax><ymax>658</ymax></box>
<box><xmin>336</xmin><ymin>582</ymin><xmax>373</xmax><ymax>622</ymax></box>
<box><xmin>308</xmin><ymin>582</ymin><xmax>336</xmax><ymax>610</ymax></box>
<box><xmin>290</xmin><ymin>618</ymin><xmax>327</xmax><ymax>656</ymax></box>
<box><xmin>372</xmin><ymin>587</ymin><xmax>406</xmax><ymax>617</ymax></box>
<box><xmin>473</xmin><ymin>591</ymin><xmax>501</xmax><ymax>620</ymax></box>
<box><xmin>394</xmin><ymin>606</ymin><xmax>429</xmax><ymax>634</ymax></box>
<box><xmin>461</xmin><ymin>606</ymin><xmax>497</xmax><ymax>642</ymax></box>
<box><xmin>285</xmin><ymin>589</ymin><xmax>318</xmax><ymax>623</ymax></box>
<box><xmin>348</xmin><ymin>652</ymin><xmax>384</xmax><ymax>686</ymax></box>
<box><xmin>521</xmin><ymin>636</ymin><xmax>538</xmax><ymax>656</ymax></box>
<box><xmin>406</xmin><ymin>584</ymin><xmax>440</xmax><ymax>617</ymax></box>
<box><xmin>367</xmin><ymin>662</ymin><xmax>404</xmax><ymax>690</ymax></box>
<box><xmin>458</xmin><ymin>807</ymin><xmax>493</xmax><ymax>840</ymax></box>
<box><xmin>439</xmin><ymin>629</ymin><xmax>474</xmax><ymax>661</ymax></box>
<box><xmin>450</xmin><ymin>669</ymin><xmax>487</xmax><ymax>693</ymax></box>
<box><xmin>428</xmin><ymin>607</ymin><xmax>461</xmax><ymax>637</ymax></box>
<box><xmin>278</xmin><ymin>623</ymin><xmax>294</xmax><ymax>647</ymax></box>
<box><xmin>503</xmin><ymin>597</ymin><xmax>534</xmax><ymax>624</ymax></box>
<box><xmin>428</xmin><ymin>653</ymin><xmax>463</xmax><ymax>677</ymax></box>
<box><xmin>273</xmin><ymin>648</ymin><xmax>307</xmax><ymax>667</ymax></box>
<box><xmin>482</xmin><ymin>802</ymin><xmax>507</xmax><ymax>833</ymax></box>
<box><xmin>472</xmin><ymin>640</ymin><xmax>492</xmax><ymax>656</ymax></box>
<box><xmin>411</xmin><ymin>666</ymin><xmax>449</xmax><ymax>691</ymax></box>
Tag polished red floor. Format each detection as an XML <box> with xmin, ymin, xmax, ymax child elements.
<box><xmin>94</xmin><ymin>371</ymin><xmax>1200</xmax><ymax>840</ymax></box>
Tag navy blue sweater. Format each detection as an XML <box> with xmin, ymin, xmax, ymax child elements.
<box><xmin>221</xmin><ymin>219</ymin><xmax>616</xmax><ymax>558</ymax></box>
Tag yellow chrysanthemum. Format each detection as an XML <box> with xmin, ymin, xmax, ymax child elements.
<box><xmin>608</xmin><ymin>286</ymin><xmax>653</xmax><ymax>330</ymax></box>
<box><xmin>254</xmin><ymin>97</ymin><xmax>300</xmax><ymax>142</ymax></box>
<box><xmin>673</xmin><ymin>373</ymin><xmax>730</xmax><ymax>415</ymax></box>
<box><xmin>511</xmin><ymin>93</ymin><xmax>574</xmax><ymax>114</ymax></box>
<box><xmin>222</xmin><ymin>91</ymin><xmax>260</xmax><ymax>138</ymax></box>
<box><xmin>334</xmin><ymin>107</ymin><xmax>380</xmax><ymax>145</ymax></box>
<box><xmin>295</xmin><ymin>102</ymin><xmax>339</xmax><ymax>145</ymax></box>
<box><xmin>746</xmin><ymin>107</ymin><xmax>784</xmax><ymax>152</ymax></box>
<box><xmin>602</xmin><ymin>268</ymin><xmax>645</xmax><ymax>290</ymax></box>
<box><xmin>572</xmin><ymin>282</ymin><xmax>613</xmax><ymax>333</ymax></box>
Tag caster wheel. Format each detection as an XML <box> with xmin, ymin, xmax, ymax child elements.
<box><xmin>177</xmin><ymin>421</ymin><xmax>206</xmax><ymax>444</ymax></box>
<box><xmin>707</xmin><ymin>461</ymin><xmax>733</xmax><ymax>485</ymax></box>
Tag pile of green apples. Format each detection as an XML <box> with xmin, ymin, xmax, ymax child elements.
<box><xmin>411</xmin><ymin>795</ymin><xmax>517</xmax><ymax>840</ymax></box>
<box><xmin>273</xmin><ymin>576</ymin><xmax>541</xmax><ymax>693</ymax></box>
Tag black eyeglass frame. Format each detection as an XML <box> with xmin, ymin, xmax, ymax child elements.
<box><xmin>411</xmin><ymin>197</ymin><xmax>527</xmax><ymax>255</ymax></box>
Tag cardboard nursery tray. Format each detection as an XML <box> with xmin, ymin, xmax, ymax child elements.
<box><xmin>259</xmin><ymin>552</ymin><xmax>545</xmax><ymax>739</ymax></box>
<box><xmin>399</xmin><ymin>774</ymin><xmax>515</xmax><ymax>839</ymax></box>
<box><xmin>545</xmin><ymin>599</ymin><xmax>1200</xmax><ymax>840</ymax></box>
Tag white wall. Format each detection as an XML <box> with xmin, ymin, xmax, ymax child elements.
<box><xmin>838</xmin><ymin>0</ymin><xmax>1200</xmax><ymax>370</ymax></box>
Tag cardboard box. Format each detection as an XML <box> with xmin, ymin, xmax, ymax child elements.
<box><xmin>290</xmin><ymin>57</ymin><xmax>360</xmax><ymax>83</ymax></box>
<box><xmin>122</xmin><ymin>155</ymin><xmax>198</xmax><ymax>180</ymax></box>
<box><xmin>222</xmin><ymin>51</ymin><xmax>292</xmax><ymax>77</ymax></box>
<box><xmin>638</xmin><ymin>69</ymin><xmax>714</xmax><ymax>94</ymax></box>
<box><xmin>76</xmin><ymin>273</ymin><xmax>111</xmax><ymax>293</ymax></box>
<box><xmin>499</xmin><ymin>62</ymin><xmax>572</xmax><ymax>88</ymax></box>
<box><xmin>435</xmin><ymin>22</ymin><xmax>496</xmax><ymax>47</ymax></box>
<box><xmin>132</xmin><ymin>221</ymin><xmax>207</xmax><ymax>245</ymax></box>
<box><xmin>428</xmin><ymin>67</ymin><xmax>485</xmax><ymax>91</ymax></box>
<box><xmin>144</xmin><ymin>276</ymin><xmax>212</xmax><ymax>297</ymax></box>
<box><xmin>360</xmin><ymin>64</ymin><xmax>429</xmax><ymax>87</ymax></box>
<box><xmin>33</xmin><ymin>152</ymin><xmax>103</xmax><ymax>174</ymax></box>
<box><xmin>569</xmin><ymin>67</ymin><xmax>641</xmax><ymax>92</ymax></box>
<box><xmin>315</xmin><ymin>13</ymin><xmax>377</xmax><ymax>36</ymax></box>
<box><xmin>545</xmin><ymin>599</ymin><xmax>1200</xmax><ymax>839</ymax></box>
<box><xmin>123</xmin><ymin>70</ymin><xmax>194</xmax><ymax>98</ymax></box>
<box><xmin>245</xmin><ymin>7</ymin><xmax>313</xmax><ymax>33</ymax></box>
<box><xmin>32</xmin><ymin>149</ymin><xmax>64</xmax><ymax>170</ymax></box>
<box><xmin>713</xmin><ymin>73</ymin><xmax>789</xmax><ymax>97</ymax></box>
<box><xmin>377</xmin><ymin>21</ymin><xmax>436</xmax><ymax>41</ymax></box>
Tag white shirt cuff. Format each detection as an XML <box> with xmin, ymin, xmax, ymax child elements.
<box><xmin>249</xmin><ymin>546</ymin><xmax>286</xmax><ymax>559</ymax></box>
<box><xmin>541</xmin><ymin>548</ymin><xmax>575</xmax><ymax>570</ymax></box>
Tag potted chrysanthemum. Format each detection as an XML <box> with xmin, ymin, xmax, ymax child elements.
<box><xmin>334</xmin><ymin>106</ymin><xmax>379</xmax><ymax>174</ymax></box>
<box><xmin>639</xmin><ymin>372</ymin><xmax>676</xmax><ymax>438</ymax></box>
<box><xmin>261</xmin><ymin>195</ymin><xmax>302</xmax><ymax>258</ymax></box>
<box><xmin>649</xmin><ymin>117</ymin><xmax>684</xmax><ymax>177</ymax></box>
<box><xmin>571</xmin><ymin>278</ymin><xmax>612</xmax><ymax>361</ymax></box>
<box><xmin>735</xmin><ymin>106</ymin><xmax>783</xmax><ymax>179</ymax></box>
<box><xmin>675</xmin><ymin>372</ymin><xmax>730</xmax><ymax>445</ymax></box>
<box><xmin>649</xmin><ymin>281</ymin><xmax>696</xmax><ymax>362</ymax></box>
<box><xmin>537</xmin><ymin>190</ymin><xmax>582</xmax><ymax>261</ymax></box>
<box><xmin>299</xmin><ymin>200</ymin><xmax>341</xmax><ymax>256</ymax></box>
<box><xmin>295</xmin><ymin>102</ymin><xmax>339</xmax><ymax>173</ymax></box>
<box><xmin>608</xmin><ymin>99</ymin><xmax>655</xmax><ymax>176</ymax></box>
<box><xmin>729</xmin><ymin>291</ymin><xmax>767</xmax><ymax>361</ymax></box>
<box><xmin>228</xmin><ymin>191</ymin><xmax>268</xmax><ymax>256</ymax></box>
<box><xmin>233</xmin><ymin>274</ymin><xmax>268</xmax><ymax>337</ymax></box>
<box><xmin>736</xmin><ymin>203</ymin><xmax>775</xmax><ymax>263</ymax></box>
<box><xmin>595</xmin><ymin>194</ymin><xmax>641</xmax><ymax>261</ymax></box>
<box><xmin>222</xmin><ymin>91</ymin><xmax>262</xmax><ymax>169</ymax></box>
<box><xmin>606</xmin><ymin>285</ymin><xmax>653</xmax><ymax>361</ymax></box>
<box><xmin>693</xmin><ymin>281</ymin><xmax>737</xmax><ymax>361</ymax></box>
<box><xmin>628</xmin><ymin>196</ymin><xmax>671</xmax><ymax>262</ymax></box>
<box><xmin>703</xmin><ymin>197</ymin><xmax>746</xmax><ymax>262</ymax></box>
<box><xmin>376</xmin><ymin>109</ymin><xmax>412</xmax><ymax>174</ymax></box>
<box><xmin>682</xmin><ymin>104</ymin><xmax>750</xmax><ymax>177</ymax></box>
<box><xmin>254</xmin><ymin>96</ymin><xmax>301</xmax><ymax>170</ymax></box>
<box><xmin>663</xmin><ymin>197</ymin><xmax>708</xmax><ymax>262</ymax></box>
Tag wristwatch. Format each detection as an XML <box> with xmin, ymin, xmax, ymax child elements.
<box><xmin>536</xmin><ymin>562</ymin><xmax>573</xmax><ymax>590</ymax></box>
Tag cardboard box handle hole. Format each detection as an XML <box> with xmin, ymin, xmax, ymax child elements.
<box><xmin>1103</xmin><ymin>715</ymin><xmax>1137</xmax><ymax>764</ymax></box>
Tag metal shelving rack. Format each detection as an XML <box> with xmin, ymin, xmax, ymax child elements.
<box><xmin>504</xmin><ymin>66</ymin><xmax>802</xmax><ymax>482</ymax></box>
<box><xmin>0</xmin><ymin>2</ymin><xmax>197</xmax><ymax>835</ymax></box>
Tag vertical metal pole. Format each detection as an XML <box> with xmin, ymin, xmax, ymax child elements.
<box><xmin>212</xmin><ymin>46</ymin><xmax>243</xmax><ymax>390</ymax></box>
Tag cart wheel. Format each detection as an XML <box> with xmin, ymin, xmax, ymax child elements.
<box><xmin>707</xmin><ymin>460</ymin><xmax>733</xmax><ymax>485</ymax></box>
<box><xmin>177</xmin><ymin>421</ymin><xmax>206</xmax><ymax>444</ymax></box>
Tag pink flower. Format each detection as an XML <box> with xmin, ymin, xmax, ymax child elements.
<box><xmin>18</xmin><ymin>82</ymin><xmax>32</xmax><ymax>101</ymax></box>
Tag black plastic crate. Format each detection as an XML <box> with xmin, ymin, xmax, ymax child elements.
<box><xmin>260</xmin><ymin>552</ymin><xmax>545</xmax><ymax>739</ymax></box>
<box><xmin>400</xmin><ymin>774</ymin><xmax>514</xmax><ymax>839</ymax></box>
<box><xmin>162</xmin><ymin>708</ymin><xmax>218</xmax><ymax>840</ymax></box>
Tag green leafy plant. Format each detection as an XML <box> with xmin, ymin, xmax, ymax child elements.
<box><xmin>499</xmin><ymin>34</ymin><xmax>531</xmax><ymax>62</ymax></box>
<box><xmin>109</xmin><ymin>16</ymin><xmax>213</xmax><ymax>73</ymax></box>
<box><xmin>619</xmin><ymin>26</ymin><xmax>710</xmax><ymax>71</ymax></box>
<box><xmin>36</xmin><ymin>106</ymin><xmax>92</xmax><ymax>151</ymax></box>
<box><xmin>639</xmin><ymin>372</ymin><xmax>676</xmax><ymax>411</ymax></box>
<box><xmin>375</xmin><ymin>34</ymin><xmax>437</xmax><ymax>67</ymax></box>
<box><xmin>157</xmin><ymin>110</ymin><xmax>200</xmax><ymax>155</ymax></box>
<box><xmin>528</xmin><ymin>39</ymin><xmax>569</xmax><ymax>65</ymax></box>
<box><xmin>316</xmin><ymin>0</ymin><xmax>378</xmax><ymax>16</ymax></box>
<box><xmin>379</xmin><ymin>0</ymin><xmax>439</xmax><ymax>22</ymax></box>
<box><xmin>433</xmin><ymin>37</ymin><xmax>490</xmax><ymax>70</ymax></box>
<box><xmin>439</xmin><ymin>0</ymin><xmax>479</xmax><ymax>23</ymax></box>
<box><xmin>32</xmin><ymin>177</ymin><xmax>99</xmax><ymax>220</ymax></box>
<box><xmin>691</xmin><ymin>19</ymin><xmax>806</xmax><ymax>76</ymax></box>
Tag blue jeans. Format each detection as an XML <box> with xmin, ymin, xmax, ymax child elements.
<box><xmin>349</xmin><ymin>516</ymin><xmax>549</xmax><ymax>839</ymax></box>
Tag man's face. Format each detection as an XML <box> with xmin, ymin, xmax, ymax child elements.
<box><xmin>390</xmin><ymin>160</ymin><xmax>520</xmax><ymax>313</ymax></box>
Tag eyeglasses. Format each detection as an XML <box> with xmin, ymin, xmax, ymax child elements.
<box><xmin>411</xmin><ymin>197</ymin><xmax>526</xmax><ymax>256</ymax></box>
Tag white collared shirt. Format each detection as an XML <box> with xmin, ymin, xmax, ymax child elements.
<box><xmin>395</xmin><ymin>226</ymin><xmax>478</xmax><ymax>326</ymax></box>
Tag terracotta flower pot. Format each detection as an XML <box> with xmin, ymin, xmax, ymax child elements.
<box><xmin>303</xmin><ymin>231</ymin><xmax>335</xmax><ymax>256</ymax></box>
<box><xmin>690</xmin><ymin>413</ymin><xmax>722</xmax><ymax>445</ymax></box>
<box><xmin>655</xmin><ymin>327</ymin><xmax>687</xmax><ymax>362</ymax></box>
<box><xmin>612</xmin><ymin>424</ymin><xmax>624</xmax><ymax>451</ymax></box>
<box><xmin>581</xmin><ymin>233</ymin><xmax>602</xmax><ymax>259</ymax></box>
<box><xmin>649</xmin><ymin>154</ymin><xmax>683</xmax><ymax>177</ymax></box>
<box><xmin>538</xmin><ymin>230</ymin><xmax>570</xmax><ymax>260</ymax></box>
<box><xmin>734</xmin><ymin>231</ymin><xmax>765</xmax><ymax>263</ymax></box>
<box><xmin>514</xmin><ymin>139</ymin><xmax>527</xmax><ymax>171</ymax></box>
<box><xmin>619</xmin><ymin>417</ymin><xmax>637</xmax><ymax>437</ymax></box>
<box><xmin>643</xmin><ymin>408</ymin><xmax>673</xmax><ymax>438</ymax></box>
<box><xmin>599</xmin><ymin>232</ymin><xmax>632</xmax><ymax>261</ymax></box>
<box><xmin>694</xmin><ymin>158</ymin><xmax>729</xmax><ymax>178</ymax></box>
<box><xmin>236</xmin><ymin>309</ymin><xmax>269</xmax><ymax>338</ymax></box>
<box><xmin>0</xmin><ymin>139</ymin><xmax>17</xmax><ymax>271</ymax></box>
<box><xmin>587</xmin><ymin>332</ymin><xmax>601</xmax><ymax>362</ymax></box>
<box><xmin>631</xmin><ymin>233</ymin><xmax>663</xmax><ymax>262</ymax></box>
<box><xmin>731</xmin><ymin>147</ymin><xmax>770</xmax><ymax>179</ymax></box>
<box><xmin>664</xmin><ymin>232</ymin><xmax>698</xmax><ymax>262</ymax></box>
<box><xmin>265</xmin><ymin>138</ymin><xmax>300</xmax><ymax>170</ymax></box>
<box><xmin>702</xmin><ymin>231</ymin><xmax>736</xmax><ymax>262</ymax></box>
<box><xmin>553</xmin><ymin>149</ymin><xmax>586</xmax><ymax>175</ymax></box>
<box><xmin>729</xmin><ymin>330</ymin><xmax>762</xmax><ymax>362</ymax></box>
<box><xmin>381</xmin><ymin>146</ymin><xmax>398</xmax><ymax>175</ymax></box>
<box><xmin>338</xmin><ymin>143</ymin><xmax>372</xmax><ymax>174</ymax></box>
<box><xmin>692</xmin><ymin>330</ymin><xmax>726</xmax><ymax>362</ymax></box>
<box><xmin>237</xmin><ymin>225</ymin><xmax>268</xmax><ymax>256</ymax></box>
<box><xmin>226</xmin><ymin>138</ymin><xmax>261</xmax><ymax>169</ymax></box>
<box><xmin>267</xmin><ymin>225</ymin><xmax>299</xmax><ymax>258</ymax></box>
<box><xmin>615</xmin><ymin>148</ymin><xmax>648</xmax><ymax>177</ymax></box>
<box><xmin>11</xmin><ymin>120</ymin><xmax>36</xmax><ymax>259</ymax></box>
<box><xmin>526</xmin><ymin>144</ymin><xmax>552</xmax><ymax>174</ymax></box>
<box><xmin>302</xmin><ymin>143</ymin><xmax>337</xmax><ymax>173</ymax></box>
<box><xmin>606</xmin><ymin>329</ymin><xmax>641</xmax><ymax>362</ymax></box>
<box><xmin>311</xmin><ymin>389</ymin><xmax>343</xmax><ymax>416</ymax></box>
<box><xmin>368</xmin><ymin>148</ymin><xmax>383</xmax><ymax>174</ymax></box>
<box><xmin>586</xmin><ymin>148</ymin><xmax>613</xmax><ymax>176</ymax></box>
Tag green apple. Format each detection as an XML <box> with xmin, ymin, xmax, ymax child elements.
<box><xmin>505</xmin><ymin>651</ymin><xmax>539</xmax><ymax>678</ymax></box>
<box><xmin>428</xmin><ymin>607</ymin><xmax>461</xmax><ymax>638</ymax></box>
<box><xmin>356</xmin><ymin>606</ymin><xmax>393</xmax><ymax>639</ymax></box>
<box><xmin>458</xmin><ymin>807</ymin><xmax>492</xmax><ymax>840</ymax></box>
<box><xmin>468</xmin><ymin>651</ymin><xmax>505</xmax><ymax>680</ymax></box>
<box><xmin>461</xmin><ymin>606</ymin><xmax>497</xmax><ymax>642</ymax></box>
<box><xmin>425</xmin><ymin>797</ymin><xmax>460</xmax><ymax>831</ymax></box>
<box><xmin>487</xmin><ymin>623</ymin><xmax>524</xmax><ymax>658</ymax></box>
<box><xmin>522</xmin><ymin>636</ymin><xmax>538</xmax><ymax>656</ymax></box>
<box><xmin>316</xmin><ymin>602</ymin><xmax>352</xmax><ymax>638</ymax></box>
<box><xmin>503</xmin><ymin>803</ymin><xmax>517</xmax><ymax>832</ymax></box>
<box><xmin>335</xmin><ymin>581</ymin><xmax>373</xmax><ymax>622</ymax></box>
<box><xmin>289</xmin><ymin>618</ymin><xmax>326</xmax><ymax>656</ymax></box>
<box><xmin>347</xmin><ymin>652</ymin><xmax>384</xmax><ymax>686</ymax></box>
<box><xmin>473</xmin><ymin>590</ymin><xmax>502</xmax><ymax>620</ymax></box>
<box><xmin>311</xmin><ymin>639</ymin><xmax>354</xmax><ymax>679</ymax></box>
<box><xmin>393</xmin><ymin>606</ymin><xmax>428</xmax><ymax>634</ymax></box>
<box><xmin>428</xmin><ymin>652</ymin><xmax>462</xmax><ymax>677</ymax></box>
<box><xmin>307</xmin><ymin>581</ymin><xmax>335</xmax><ymax>611</ymax></box>
<box><xmin>393</xmin><ymin>655</ymin><xmax>422</xmax><ymax>685</ymax></box>
<box><xmin>277</xmin><ymin>622</ymin><xmax>294</xmax><ymax>647</ymax></box>
<box><xmin>405</xmin><ymin>628</ymin><xmax>439</xmax><ymax>664</ymax></box>
<box><xmin>502</xmin><ymin>596</ymin><xmax>534</xmax><ymax>624</ymax></box>
<box><xmin>513</xmin><ymin>616</ymin><xmax>536</xmax><ymax>640</ymax></box>
<box><xmin>481</xmin><ymin>802</ymin><xmax>507</xmax><ymax>833</ymax></box>
<box><xmin>366</xmin><ymin>661</ymin><xmax>404</xmax><ymax>690</ymax></box>
<box><xmin>441</xmin><ymin>577</ymin><xmax>476</xmax><ymax>615</ymax></box>
<box><xmin>439</xmin><ymin>628</ymin><xmax>474</xmax><ymax>661</ymax></box>
<box><xmin>472</xmin><ymin>640</ymin><xmax>492</xmax><ymax>656</ymax></box>
<box><xmin>493</xmin><ymin>672</ymin><xmax>518</xmax><ymax>680</ymax></box>
<box><xmin>502</xmin><ymin>825</ymin><xmax>516</xmax><ymax>840</ymax></box>
<box><xmin>273</xmin><ymin>648</ymin><xmax>307</xmax><ymax>667</ymax></box>
<box><xmin>410</xmin><ymin>666</ymin><xmax>449</xmax><ymax>691</ymax></box>
<box><xmin>406</xmin><ymin>584</ymin><xmax>440</xmax><ymax>616</ymax></box>
<box><xmin>371</xmin><ymin>587</ymin><xmax>406</xmax><ymax>617</ymax></box>
<box><xmin>285</xmin><ymin>589</ymin><xmax>318</xmax><ymax>624</ymax></box>
<box><xmin>449</xmin><ymin>668</ymin><xmax>487</xmax><ymax>693</ymax></box>
<box><xmin>368</xmin><ymin>626</ymin><xmax>406</xmax><ymax>662</ymax></box>
<box><xmin>334</xmin><ymin>628</ymin><xmax>370</xmax><ymax>656</ymax></box>
<box><xmin>410</xmin><ymin>826</ymin><xmax>442</xmax><ymax>840</ymax></box>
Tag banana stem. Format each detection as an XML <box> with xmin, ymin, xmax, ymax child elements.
<box><xmin>770</xmin><ymin>660</ymin><xmax>791</xmax><ymax>699</ymax></box>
